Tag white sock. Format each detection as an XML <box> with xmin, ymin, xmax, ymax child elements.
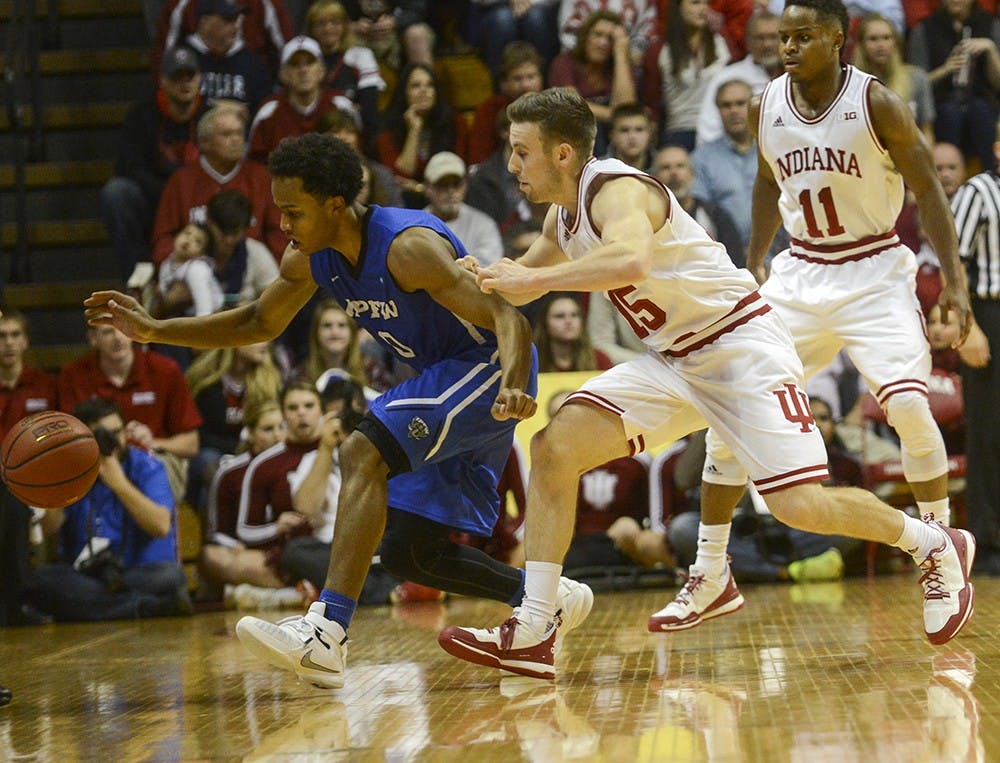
<box><xmin>895</xmin><ymin>514</ymin><xmax>944</xmax><ymax>559</ymax></box>
<box><xmin>694</xmin><ymin>522</ymin><xmax>732</xmax><ymax>578</ymax></box>
<box><xmin>917</xmin><ymin>499</ymin><xmax>950</xmax><ymax>527</ymax></box>
<box><xmin>520</xmin><ymin>561</ymin><xmax>562</xmax><ymax>631</ymax></box>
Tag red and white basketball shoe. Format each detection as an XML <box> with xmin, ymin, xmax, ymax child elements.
<box><xmin>438</xmin><ymin>577</ymin><xmax>593</xmax><ymax>679</ymax></box>
<box><xmin>647</xmin><ymin>564</ymin><xmax>744</xmax><ymax>632</ymax></box>
<box><xmin>919</xmin><ymin>521</ymin><xmax>975</xmax><ymax>645</ymax></box>
<box><xmin>439</xmin><ymin>613</ymin><xmax>557</xmax><ymax>679</ymax></box>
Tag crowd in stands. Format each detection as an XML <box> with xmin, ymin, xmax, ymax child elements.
<box><xmin>2</xmin><ymin>0</ymin><xmax>999</xmax><ymax>626</ymax></box>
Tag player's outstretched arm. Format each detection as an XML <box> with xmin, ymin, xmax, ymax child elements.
<box><xmin>388</xmin><ymin>228</ymin><xmax>537</xmax><ymax>422</ymax></box>
<box><xmin>746</xmin><ymin>94</ymin><xmax>782</xmax><ymax>283</ymax></box>
<box><xmin>476</xmin><ymin>205</ymin><xmax>569</xmax><ymax>305</ymax></box>
<box><xmin>869</xmin><ymin>81</ymin><xmax>972</xmax><ymax>344</ymax></box>
<box><xmin>85</xmin><ymin>244</ymin><xmax>318</xmax><ymax>349</ymax></box>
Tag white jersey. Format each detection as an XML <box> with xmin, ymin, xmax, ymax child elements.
<box><xmin>757</xmin><ymin>65</ymin><xmax>905</xmax><ymax>261</ymax></box>
<box><xmin>556</xmin><ymin>157</ymin><xmax>761</xmax><ymax>356</ymax></box>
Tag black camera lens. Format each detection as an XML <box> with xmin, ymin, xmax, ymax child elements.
<box><xmin>93</xmin><ymin>428</ymin><xmax>119</xmax><ymax>457</ymax></box>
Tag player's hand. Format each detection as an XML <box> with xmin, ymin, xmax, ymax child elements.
<box><xmin>491</xmin><ymin>388</ymin><xmax>537</xmax><ymax>421</ymax></box>
<box><xmin>84</xmin><ymin>290</ymin><xmax>157</xmax><ymax>344</ymax></box>
<box><xmin>455</xmin><ymin>256</ymin><xmax>481</xmax><ymax>276</ymax></box>
<box><xmin>477</xmin><ymin>258</ymin><xmax>536</xmax><ymax>294</ymax></box>
<box><xmin>958</xmin><ymin>321</ymin><xmax>991</xmax><ymax>368</ymax></box>
<box><xmin>937</xmin><ymin>282</ymin><xmax>973</xmax><ymax>348</ymax></box>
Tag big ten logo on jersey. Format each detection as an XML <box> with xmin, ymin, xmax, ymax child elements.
<box><xmin>836</xmin><ymin>111</ymin><xmax>858</xmax><ymax>122</ymax></box>
<box><xmin>772</xmin><ymin>383</ymin><xmax>814</xmax><ymax>433</ymax></box>
<box><xmin>580</xmin><ymin>468</ymin><xmax>619</xmax><ymax>510</ymax></box>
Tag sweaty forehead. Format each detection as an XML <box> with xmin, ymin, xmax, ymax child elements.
<box><xmin>509</xmin><ymin>122</ymin><xmax>544</xmax><ymax>147</ymax></box>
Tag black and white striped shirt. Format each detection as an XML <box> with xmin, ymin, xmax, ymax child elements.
<box><xmin>952</xmin><ymin>171</ymin><xmax>1000</xmax><ymax>300</ymax></box>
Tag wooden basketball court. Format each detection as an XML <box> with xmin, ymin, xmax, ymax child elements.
<box><xmin>1</xmin><ymin>576</ymin><xmax>995</xmax><ymax>761</ymax></box>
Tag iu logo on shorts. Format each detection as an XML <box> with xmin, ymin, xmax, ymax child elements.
<box><xmin>772</xmin><ymin>383</ymin><xmax>814</xmax><ymax>432</ymax></box>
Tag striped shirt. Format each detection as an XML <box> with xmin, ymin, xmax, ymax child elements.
<box><xmin>952</xmin><ymin>171</ymin><xmax>1000</xmax><ymax>299</ymax></box>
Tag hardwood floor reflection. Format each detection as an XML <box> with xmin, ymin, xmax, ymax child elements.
<box><xmin>0</xmin><ymin>576</ymin><xmax>995</xmax><ymax>761</ymax></box>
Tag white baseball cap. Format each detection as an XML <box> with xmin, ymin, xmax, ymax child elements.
<box><xmin>424</xmin><ymin>152</ymin><xmax>466</xmax><ymax>185</ymax></box>
<box><xmin>281</xmin><ymin>35</ymin><xmax>322</xmax><ymax>66</ymax></box>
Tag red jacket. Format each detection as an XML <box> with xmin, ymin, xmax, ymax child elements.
<box><xmin>150</xmin><ymin>157</ymin><xmax>284</xmax><ymax>264</ymax></box>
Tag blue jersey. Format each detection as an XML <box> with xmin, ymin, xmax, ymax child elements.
<box><xmin>309</xmin><ymin>205</ymin><xmax>497</xmax><ymax>372</ymax></box>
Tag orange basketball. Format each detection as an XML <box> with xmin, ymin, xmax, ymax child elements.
<box><xmin>1</xmin><ymin>411</ymin><xmax>101</xmax><ymax>509</ymax></box>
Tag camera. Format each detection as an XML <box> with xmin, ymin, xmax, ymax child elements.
<box><xmin>74</xmin><ymin>537</ymin><xmax>124</xmax><ymax>592</ymax></box>
<box><xmin>93</xmin><ymin>427</ymin><xmax>120</xmax><ymax>457</ymax></box>
<box><xmin>77</xmin><ymin>547</ymin><xmax>125</xmax><ymax>591</ymax></box>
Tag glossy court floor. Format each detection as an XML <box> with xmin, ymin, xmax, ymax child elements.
<box><xmin>0</xmin><ymin>575</ymin><xmax>996</xmax><ymax>762</ymax></box>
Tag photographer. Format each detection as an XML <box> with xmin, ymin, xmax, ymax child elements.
<box><xmin>31</xmin><ymin>398</ymin><xmax>191</xmax><ymax>621</ymax></box>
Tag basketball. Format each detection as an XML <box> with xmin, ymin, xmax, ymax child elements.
<box><xmin>1</xmin><ymin>411</ymin><xmax>101</xmax><ymax>509</ymax></box>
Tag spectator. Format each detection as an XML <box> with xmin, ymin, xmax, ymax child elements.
<box><xmin>908</xmin><ymin>0</ymin><xmax>1000</xmax><ymax>173</ymax></box>
<box><xmin>185</xmin><ymin>341</ymin><xmax>285</xmax><ymax>511</ymax></box>
<box><xmin>281</xmin><ymin>384</ymin><xmax>398</xmax><ymax>602</ymax></box>
<box><xmin>155</xmin><ymin>0</ymin><xmax>293</xmax><ymax>78</ymax></box>
<box><xmin>248</xmin><ymin>35</ymin><xmax>343</xmax><ymax>164</ymax></box>
<box><xmin>467</xmin><ymin>41</ymin><xmax>545</xmax><ymax>166</ymax></box>
<box><xmin>691</xmin><ymin>79</ymin><xmax>756</xmax><ymax>249</ymax></box>
<box><xmin>0</xmin><ymin>310</ymin><xmax>57</xmax><ymax>627</ymax></box>
<box><xmin>422</xmin><ymin>151</ymin><xmax>504</xmax><ymax>267</ymax></box>
<box><xmin>925</xmin><ymin>304</ymin><xmax>966</xmax><ymax>454</ymax></box>
<box><xmin>641</xmin><ymin>0</ymin><xmax>731</xmax><ymax>150</ymax></box>
<box><xmin>343</xmin><ymin>0</ymin><xmax>427</xmax><ymax>70</ymax></box>
<box><xmin>205</xmin><ymin>189</ymin><xmax>281</xmax><ymax>306</ymax></box>
<box><xmin>316</xmin><ymin>108</ymin><xmax>403</xmax><ymax>207</ymax></box>
<box><xmin>154</xmin><ymin>222</ymin><xmax>224</xmax><ymax>318</ymax></box>
<box><xmin>376</xmin><ymin>63</ymin><xmax>469</xmax><ymax>206</ymax></box>
<box><xmin>853</xmin><ymin>13</ymin><xmax>935</xmax><ymax>140</ymax></box>
<box><xmin>198</xmin><ymin>397</ymin><xmax>284</xmax><ymax>599</ymax></box>
<box><xmin>951</xmin><ymin>144</ymin><xmax>1000</xmax><ymax>573</ymax></box>
<box><xmin>811</xmin><ymin>397</ymin><xmax>865</xmax><ymax>488</ymax></box>
<box><xmin>296</xmin><ymin>299</ymin><xmax>367</xmax><ymax>386</ymax></box>
<box><xmin>557</xmin><ymin>0</ymin><xmax>659</xmax><ymax>62</ymax></box>
<box><xmin>602</xmin><ymin>102</ymin><xmax>656</xmax><ymax>172</ymax></box>
<box><xmin>653</xmin><ymin>144</ymin><xmax>744</xmax><ymax>265</ymax></box>
<box><xmin>100</xmin><ymin>47</ymin><xmax>205</xmax><ymax>283</ymax></box>
<box><xmin>898</xmin><ymin>141</ymin><xmax>967</xmax><ymax>252</ymax></box>
<box><xmin>305</xmin><ymin>0</ymin><xmax>386</xmax><ymax>152</ymax></box>
<box><xmin>466</xmin><ymin>110</ymin><xmax>547</xmax><ymax>241</ymax></box>
<box><xmin>533</xmin><ymin>292</ymin><xmax>612</xmax><ymax>372</ymax></box>
<box><xmin>58</xmin><ymin>325</ymin><xmax>203</xmax><ymax>501</ymax></box>
<box><xmin>934</xmin><ymin>141</ymin><xmax>968</xmax><ymax>200</ymax></box>
<box><xmin>695</xmin><ymin>11</ymin><xmax>782</xmax><ymax>147</ymax></box>
<box><xmin>548</xmin><ymin>10</ymin><xmax>637</xmax><ymax>155</ymax></box>
<box><xmin>180</xmin><ymin>0</ymin><xmax>275</xmax><ymax>115</ymax></box>
<box><xmin>150</xmin><ymin>106</ymin><xmax>284</xmax><ymax>265</ymax></box>
<box><xmin>224</xmin><ymin>382</ymin><xmax>323</xmax><ymax>607</ymax></box>
<box><xmin>32</xmin><ymin>398</ymin><xmax>190</xmax><ymax>621</ymax></box>
<box><xmin>465</xmin><ymin>0</ymin><xmax>560</xmax><ymax>76</ymax></box>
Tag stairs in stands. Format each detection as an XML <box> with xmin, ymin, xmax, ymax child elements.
<box><xmin>0</xmin><ymin>0</ymin><xmax>150</xmax><ymax>370</ymax></box>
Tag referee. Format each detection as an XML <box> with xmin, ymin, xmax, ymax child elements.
<box><xmin>951</xmin><ymin>127</ymin><xmax>1000</xmax><ymax>576</ymax></box>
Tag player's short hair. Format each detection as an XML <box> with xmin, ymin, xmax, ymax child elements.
<box><xmin>507</xmin><ymin>88</ymin><xmax>596</xmax><ymax>158</ymax></box>
<box><xmin>785</xmin><ymin>0</ymin><xmax>850</xmax><ymax>38</ymax></box>
<box><xmin>269</xmin><ymin>133</ymin><xmax>364</xmax><ymax>204</ymax></box>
